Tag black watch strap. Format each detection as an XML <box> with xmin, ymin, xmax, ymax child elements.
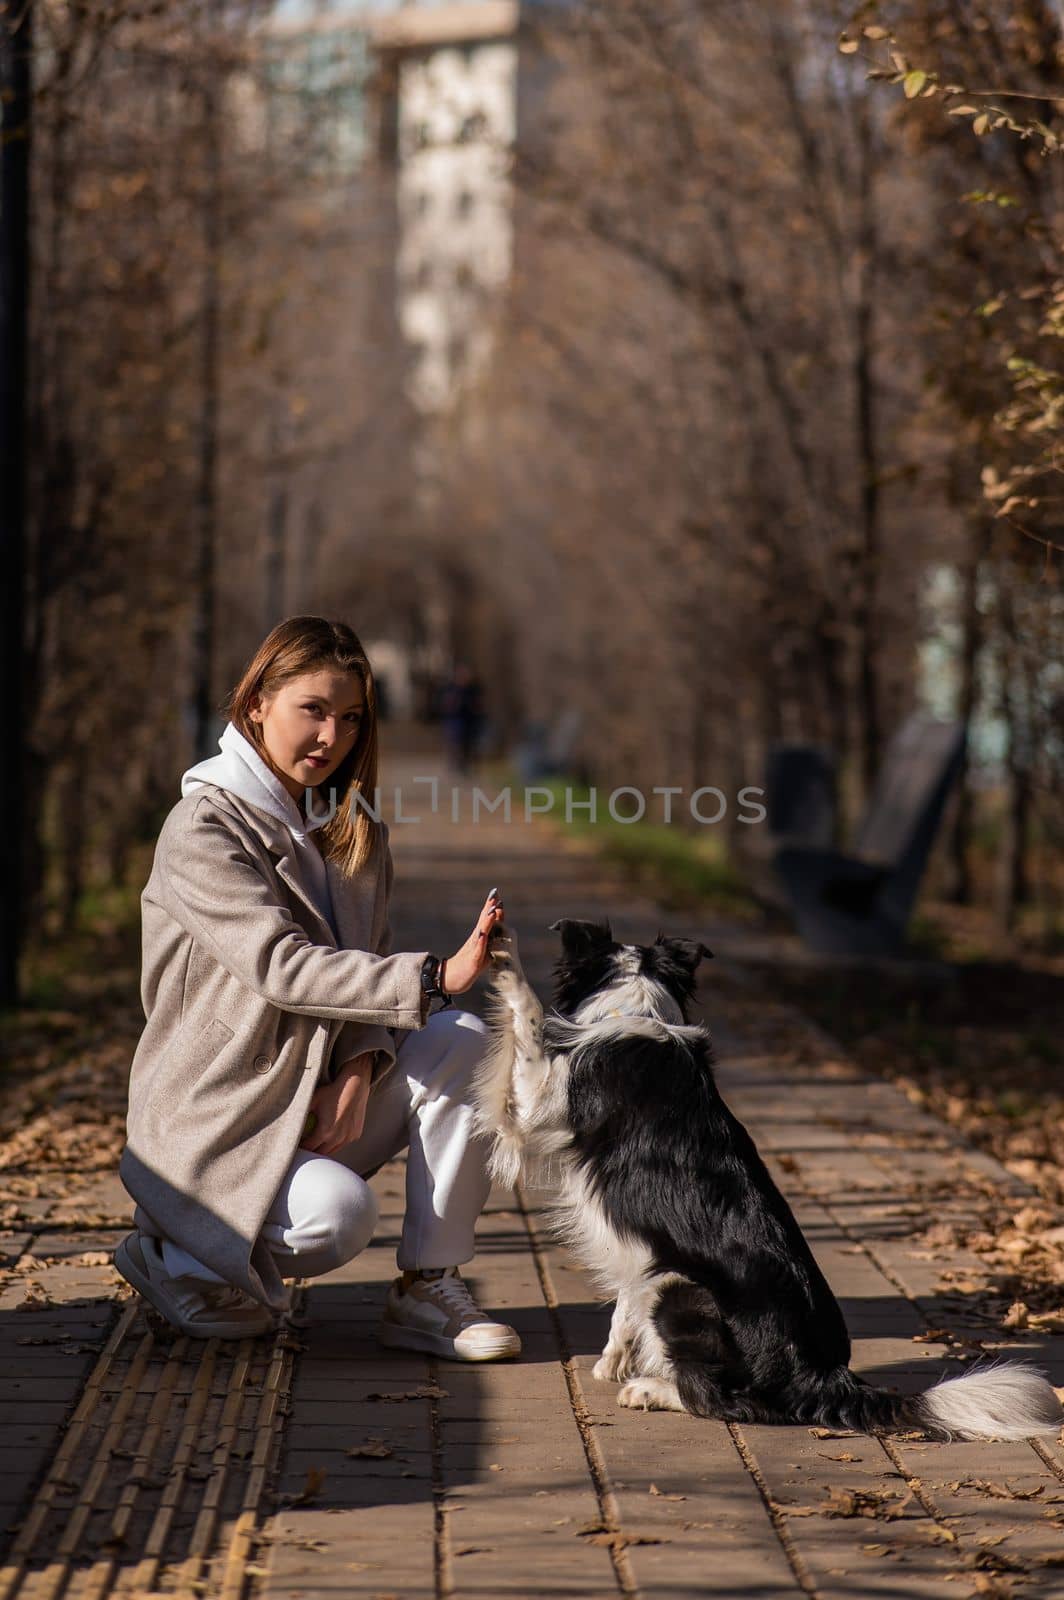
<box><xmin>420</xmin><ymin>954</ymin><xmax>454</xmax><ymax>1009</ymax></box>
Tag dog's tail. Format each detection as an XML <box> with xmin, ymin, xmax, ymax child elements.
<box><xmin>674</xmin><ymin>1357</ymin><xmax>1062</xmax><ymax>1439</ymax></box>
<box><xmin>802</xmin><ymin>1361</ymin><xmax>1063</xmax><ymax>1441</ymax></box>
<box><xmin>910</xmin><ymin>1362</ymin><xmax>1063</xmax><ymax>1441</ymax></box>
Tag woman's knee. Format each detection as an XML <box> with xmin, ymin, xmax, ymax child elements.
<box><xmin>328</xmin><ymin>1169</ymin><xmax>379</xmax><ymax>1265</ymax></box>
<box><xmin>287</xmin><ymin>1160</ymin><xmax>379</xmax><ymax>1271</ymax></box>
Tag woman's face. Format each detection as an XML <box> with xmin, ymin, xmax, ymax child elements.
<box><xmin>249</xmin><ymin>668</ymin><xmax>365</xmax><ymax>803</ymax></box>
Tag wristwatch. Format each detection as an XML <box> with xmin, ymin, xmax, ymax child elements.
<box><xmin>420</xmin><ymin>954</ymin><xmax>453</xmax><ymax>1012</ymax></box>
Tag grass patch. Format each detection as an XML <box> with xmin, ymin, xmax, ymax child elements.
<box><xmin>2</xmin><ymin>845</ymin><xmax>152</xmax><ymax>1089</ymax></box>
<box><xmin>905</xmin><ymin>913</ymin><xmax>953</xmax><ymax>961</ymax></box>
<box><xmin>19</xmin><ymin>860</ymin><xmax>147</xmax><ymax>1006</ymax></box>
<box><xmin>534</xmin><ymin>776</ymin><xmax>759</xmax><ymax>919</ymax></box>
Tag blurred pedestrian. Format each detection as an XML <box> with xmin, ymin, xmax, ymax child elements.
<box><xmin>440</xmin><ymin>661</ymin><xmax>486</xmax><ymax>774</ymax></box>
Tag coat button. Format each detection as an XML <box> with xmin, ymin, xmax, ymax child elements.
<box><xmin>253</xmin><ymin>1054</ymin><xmax>272</xmax><ymax>1074</ymax></box>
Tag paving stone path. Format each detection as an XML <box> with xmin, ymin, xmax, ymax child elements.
<box><xmin>1</xmin><ymin>738</ymin><xmax>1062</xmax><ymax>1599</ymax></box>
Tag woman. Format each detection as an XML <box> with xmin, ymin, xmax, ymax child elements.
<box><xmin>115</xmin><ymin>616</ymin><xmax>520</xmax><ymax>1361</ymax></box>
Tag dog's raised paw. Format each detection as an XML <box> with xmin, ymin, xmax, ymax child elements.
<box><xmin>487</xmin><ymin>926</ymin><xmax>516</xmax><ymax>965</ymax></box>
<box><xmin>617</xmin><ymin>1377</ymin><xmax>685</xmax><ymax>1413</ymax></box>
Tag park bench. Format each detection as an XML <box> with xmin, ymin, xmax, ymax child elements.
<box><xmin>771</xmin><ymin>713</ymin><xmax>965</xmax><ymax>956</ymax></box>
<box><xmin>513</xmin><ymin>707</ymin><xmax>584</xmax><ymax>784</ymax></box>
<box><xmin>765</xmin><ymin>743</ymin><xmax>838</xmax><ymax>848</ymax></box>
<box><xmin>740</xmin><ymin>742</ymin><xmax>838</xmax><ymax>912</ymax></box>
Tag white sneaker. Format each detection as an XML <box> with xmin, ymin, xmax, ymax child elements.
<box><xmin>379</xmin><ymin>1266</ymin><xmax>521</xmax><ymax>1361</ymax></box>
<box><xmin>114</xmin><ymin>1230</ymin><xmax>275</xmax><ymax>1339</ymax></box>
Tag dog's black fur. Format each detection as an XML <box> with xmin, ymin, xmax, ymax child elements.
<box><xmin>548</xmin><ymin>923</ymin><xmax>903</xmax><ymax>1428</ymax></box>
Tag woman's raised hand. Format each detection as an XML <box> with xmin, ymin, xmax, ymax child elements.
<box><xmin>441</xmin><ymin>888</ymin><xmax>505</xmax><ymax>995</ymax></box>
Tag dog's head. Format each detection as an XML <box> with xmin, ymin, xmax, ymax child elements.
<box><xmin>549</xmin><ymin>919</ymin><xmax>713</xmax><ymax>1023</ymax></box>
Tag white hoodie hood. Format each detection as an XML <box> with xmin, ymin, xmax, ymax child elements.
<box><xmin>181</xmin><ymin>720</ymin><xmax>338</xmax><ymax>939</ymax></box>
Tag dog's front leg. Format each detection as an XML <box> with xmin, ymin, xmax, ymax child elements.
<box><xmin>476</xmin><ymin>926</ymin><xmax>550</xmax><ymax>1184</ymax></box>
<box><xmin>593</xmin><ymin>1293</ymin><xmax>639</xmax><ymax>1383</ymax></box>
<box><xmin>617</xmin><ymin>1377</ymin><xmax>686</xmax><ymax>1413</ymax></box>
<box><xmin>488</xmin><ymin>925</ymin><xmax>544</xmax><ymax>1057</ymax></box>
<box><xmin>487</xmin><ymin>926</ymin><xmax>548</xmax><ymax>1109</ymax></box>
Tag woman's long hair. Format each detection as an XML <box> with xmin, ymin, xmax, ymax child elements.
<box><xmin>225</xmin><ymin>616</ymin><xmax>381</xmax><ymax>877</ymax></box>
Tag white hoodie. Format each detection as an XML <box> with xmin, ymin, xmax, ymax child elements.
<box><xmin>181</xmin><ymin>721</ymin><xmax>338</xmax><ymax>940</ymax></box>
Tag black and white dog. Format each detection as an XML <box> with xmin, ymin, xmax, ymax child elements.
<box><xmin>475</xmin><ymin>918</ymin><xmax>1063</xmax><ymax>1440</ymax></box>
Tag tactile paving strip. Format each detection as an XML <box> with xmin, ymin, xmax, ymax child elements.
<box><xmin>0</xmin><ymin>1290</ymin><xmax>303</xmax><ymax>1600</ymax></box>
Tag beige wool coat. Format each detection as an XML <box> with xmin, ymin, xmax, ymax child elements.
<box><xmin>119</xmin><ymin>785</ymin><xmax>432</xmax><ymax>1311</ymax></box>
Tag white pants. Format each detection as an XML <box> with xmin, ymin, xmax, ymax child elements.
<box><xmin>160</xmin><ymin>1008</ymin><xmax>494</xmax><ymax>1284</ymax></box>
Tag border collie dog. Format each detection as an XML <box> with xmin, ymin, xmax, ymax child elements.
<box><xmin>475</xmin><ymin>918</ymin><xmax>1063</xmax><ymax>1440</ymax></box>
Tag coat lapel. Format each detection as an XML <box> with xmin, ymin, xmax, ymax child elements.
<box><xmin>217</xmin><ymin>789</ymin><xmax>378</xmax><ymax>957</ymax></box>
<box><xmin>274</xmin><ymin>848</ymin><xmax>337</xmax><ymax>947</ymax></box>
<box><xmin>226</xmin><ymin>794</ymin><xmax>338</xmax><ymax>948</ymax></box>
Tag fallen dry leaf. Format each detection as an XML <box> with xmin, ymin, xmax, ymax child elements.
<box><xmin>1012</xmin><ymin>1205</ymin><xmax>1053</xmax><ymax>1235</ymax></box>
<box><xmin>12</xmin><ymin>1256</ymin><xmax>49</xmax><ymax>1274</ymax></box>
<box><xmin>582</xmin><ymin>1531</ymin><xmax>666</xmax><ymax>1550</ymax></box>
<box><xmin>282</xmin><ymin>1466</ymin><xmax>326</xmax><ymax>1506</ymax></box>
<box><xmin>15</xmin><ymin>1288</ymin><xmax>52</xmax><ymax>1310</ymax></box>
<box><xmin>950</xmin><ymin>1480</ymin><xmax>1045</xmax><ymax>1502</ymax></box>
<box><xmin>973</xmin><ymin>1548</ymin><xmax>1029</xmax><ymax>1576</ymax></box>
<box><xmin>819</xmin><ymin>1488</ymin><xmax>907</xmax><ymax>1521</ymax></box>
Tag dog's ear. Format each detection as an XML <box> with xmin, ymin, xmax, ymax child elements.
<box><xmin>654</xmin><ymin>935</ymin><xmax>713</xmax><ymax>971</ymax></box>
<box><xmin>549</xmin><ymin>918</ymin><xmax>613</xmax><ymax>956</ymax></box>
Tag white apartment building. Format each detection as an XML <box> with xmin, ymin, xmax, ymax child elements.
<box><xmin>256</xmin><ymin>2</ymin><xmax>520</xmax><ymax>414</ymax></box>
<box><xmin>370</xmin><ymin>3</ymin><xmax>519</xmax><ymax>412</ymax></box>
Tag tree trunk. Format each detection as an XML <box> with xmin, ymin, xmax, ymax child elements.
<box><xmin>193</xmin><ymin>54</ymin><xmax>222</xmax><ymax>760</ymax></box>
<box><xmin>995</xmin><ymin>581</ymin><xmax>1032</xmax><ymax>930</ymax></box>
<box><xmin>0</xmin><ymin>0</ymin><xmax>32</xmax><ymax>1006</ymax></box>
<box><xmin>851</xmin><ymin>88</ymin><xmax>883</xmax><ymax>804</ymax></box>
<box><xmin>108</xmin><ymin>828</ymin><xmax>131</xmax><ymax>891</ymax></box>
<box><xmin>945</xmin><ymin>517</ymin><xmax>991</xmax><ymax>903</ymax></box>
<box><xmin>59</xmin><ymin>764</ymin><xmax>86</xmax><ymax>936</ymax></box>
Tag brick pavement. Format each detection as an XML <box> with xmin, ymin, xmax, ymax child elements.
<box><xmin>1</xmin><ymin>739</ymin><xmax>1062</xmax><ymax>1598</ymax></box>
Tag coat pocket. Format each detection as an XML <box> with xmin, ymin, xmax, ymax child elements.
<box><xmin>187</xmin><ymin>1018</ymin><xmax>235</xmax><ymax>1075</ymax></box>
